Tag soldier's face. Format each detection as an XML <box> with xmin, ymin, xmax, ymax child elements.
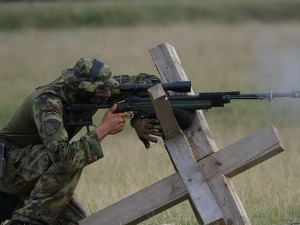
<box><xmin>75</xmin><ymin>88</ymin><xmax>111</xmax><ymax>104</ymax></box>
<box><xmin>92</xmin><ymin>88</ymin><xmax>111</xmax><ymax>104</ymax></box>
<box><xmin>76</xmin><ymin>80</ymin><xmax>112</xmax><ymax>104</ymax></box>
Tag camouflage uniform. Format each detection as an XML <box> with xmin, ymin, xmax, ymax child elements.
<box><xmin>0</xmin><ymin>57</ymin><xmax>159</xmax><ymax>225</ymax></box>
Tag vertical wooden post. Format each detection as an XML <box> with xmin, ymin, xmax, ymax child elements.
<box><xmin>148</xmin><ymin>84</ymin><xmax>225</xmax><ymax>224</ymax></box>
<box><xmin>149</xmin><ymin>43</ymin><xmax>251</xmax><ymax>224</ymax></box>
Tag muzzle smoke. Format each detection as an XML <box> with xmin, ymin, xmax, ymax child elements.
<box><xmin>252</xmin><ymin>31</ymin><xmax>300</xmax><ymax>123</ymax></box>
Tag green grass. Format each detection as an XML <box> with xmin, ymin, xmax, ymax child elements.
<box><xmin>0</xmin><ymin>0</ymin><xmax>300</xmax><ymax>29</ymax></box>
<box><xmin>1</xmin><ymin>22</ymin><xmax>300</xmax><ymax>224</ymax></box>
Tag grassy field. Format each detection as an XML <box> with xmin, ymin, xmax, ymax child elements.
<box><xmin>1</xmin><ymin>22</ymin><xmax>300</xmax><ymax>224</ymax></box>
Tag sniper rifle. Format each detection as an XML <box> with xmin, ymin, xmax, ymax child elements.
<box><xmin>64</xmin><ymin>81</ymin><xmax>300</xmax><ymax>131</ymax></box>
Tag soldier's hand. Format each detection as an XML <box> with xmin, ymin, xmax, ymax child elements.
<box><xmin>95</xmin><ymin>104</ymin><xmax>131</xmax><ymax>141</ymax></box>
<box><xmin>131</xmin><ymin>118</ymin><xmax>162</xmax><ymax>149</ymax></box>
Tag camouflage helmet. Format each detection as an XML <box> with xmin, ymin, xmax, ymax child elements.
<box><xmin>61</xmin><ymin>56</ymin><xmax>119</xmax><ymax>92</ymax></box>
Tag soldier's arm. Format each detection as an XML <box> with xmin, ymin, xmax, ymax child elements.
<box><xmin>33</xmin><ymin>93</ymin><xmax>103</xmax><ymax>171</ymax></box>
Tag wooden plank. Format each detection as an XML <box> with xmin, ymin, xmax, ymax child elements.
<box><xmin>79</xmin><ymin>173</ymin><xmax>187</xmax><ymax>225</ymax></box>
<box><xmin>79</xmin><ymin>124</ymin><xmax>283</xmax><ymax>225</ymax></box>
<box><xmin>149</xmin><ymin>43</ymin><xmax>218</xmax><ymax>159</ymax></box>
<box><xmin>148</xmin><ymin>84</ymin><xmax>225</xmax><ymax>225</ymax></box>
<box><xmin>149</xmin><ymin>42</ymin><xmax>251</xmax><ymax>225</ymax></box>
<box><xmin>200</xmin><ymin>125</ymin><xmax>284</xmax><ymax>182</ymax></box>
<box><xmin>147</xmin><ymin>85</ymin><xmax>182</xmax><ymax>139</ymax></box>
<box><xmin>201</xmin><ymin>125</ymin><xmax>284</xmax><ymax>223</ymax></box>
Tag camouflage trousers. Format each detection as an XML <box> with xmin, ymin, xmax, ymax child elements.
<box><xmin>0</xmin><ymin>143</ymin><xmax>87</xmax><ymax>225</ymax></box>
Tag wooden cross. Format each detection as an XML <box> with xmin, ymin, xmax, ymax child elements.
<box><xmin>79</xmin><ymin>43</ymin><xmax>284</xmax><ymax>225</ymax></box>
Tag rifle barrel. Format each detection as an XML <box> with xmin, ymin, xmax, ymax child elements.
<box><xmin>227</xmin><ymin>90</ymin><xmax>300</xmax><ymax>101</ymax></box>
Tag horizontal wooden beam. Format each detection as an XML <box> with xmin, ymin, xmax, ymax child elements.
<box><xmin>200</xmin><ymin>125</ymin><xmax>284</xmax><ymax>182</ymax></box>
<box><xmin>79</xmin><ymin>173</ymin><xmax>187</xmax><ymax>225</ymax></box>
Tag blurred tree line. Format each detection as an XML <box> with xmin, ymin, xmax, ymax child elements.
<box><xmin>0</xmin><ymin>0</ymin><xmax>300</xmax><ymax>30</ymax></box>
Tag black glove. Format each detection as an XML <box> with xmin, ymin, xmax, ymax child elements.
<box><xmin>131</xmin><ymin>117</ymin><xmax>162</xmax><ymax>149</ymax></box>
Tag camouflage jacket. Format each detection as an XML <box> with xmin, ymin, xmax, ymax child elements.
<box><xmin>0</xmin><ymin>73</ymin><xmax>159</xmax><ymax>168</ymax></box>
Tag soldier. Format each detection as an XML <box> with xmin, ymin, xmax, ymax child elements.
<box><xmin>0</xmin><ymin>56</ymin><xmax>162</xmax><ymax>225</ymax></box>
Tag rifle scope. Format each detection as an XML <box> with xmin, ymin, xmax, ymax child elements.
<box><xmin>119</xmin><ymin>81</ymin><xmax>191</xmax><ymax>93</ymax></box>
